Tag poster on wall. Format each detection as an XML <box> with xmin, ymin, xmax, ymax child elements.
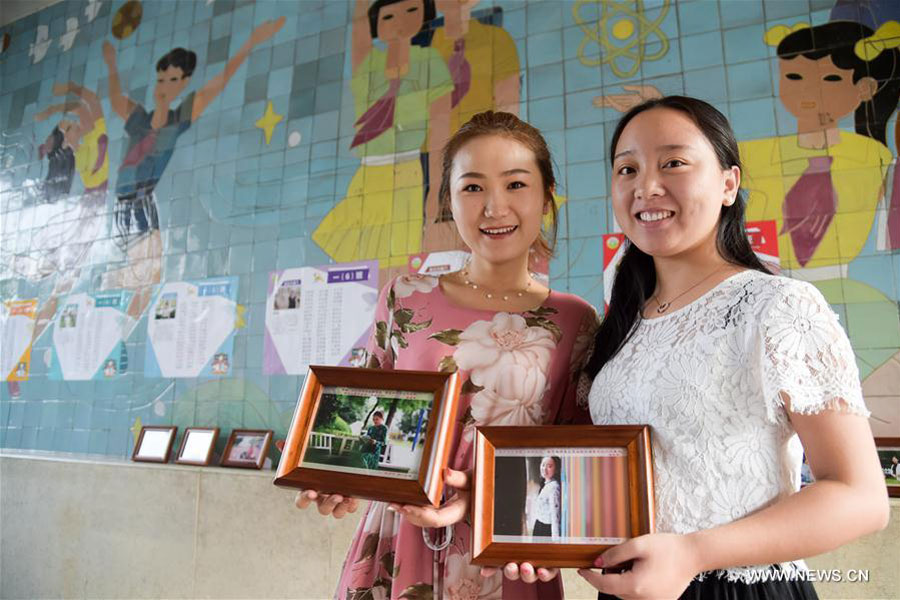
<box><xmin>145</xmin><ymin>277</ymin><xmax>238</xmax><ymax>379</ymax></box>
<box><xmin>264</xmin><ymin>261</ymin><xmax>378</xmax><ymax>375</ymax></box>
<box><xmin>49</xmin><ymin>291</ymin><xmax>134</xmax><ymax>381</ymax></box>
<box><xmin>2</xmin><ymin>299</ymin><xmax>38</xmax><ymax>381</ymax></box>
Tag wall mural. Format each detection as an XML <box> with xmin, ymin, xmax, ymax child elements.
<box><xmin>0</xmin><ymin>0</ymin><xmax>897</xmax><ymax>458</ymax></box>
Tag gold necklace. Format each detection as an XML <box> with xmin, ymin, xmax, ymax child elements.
<box><xmin>653</xmin><ymin>266</ymin><xmax>729</xmax><ymax>314</ymax></box>
<box><xmin>460</xmin><ymin>267</ymin><xmax>533</xmax><ymax>301</ymax></box>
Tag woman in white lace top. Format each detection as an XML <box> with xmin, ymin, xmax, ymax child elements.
<box><xmin>577</xmin><ymin>97</ymin><xmax>890</xmax><ymax>599</ymax></box>
<box><xmin>532</xmin><ymin>456</ymin><xmax>561</xmax><ymax>539</ymax></box>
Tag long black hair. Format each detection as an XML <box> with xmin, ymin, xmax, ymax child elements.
<box><xmin>583</xmin><ymin>96</ymin><xmax>770</xmax><ymax>379</ymax></box>
<box><xmin>778</xmin><ymin>21</ymin><xmax>900</xmax><ymax>145</ymax></box>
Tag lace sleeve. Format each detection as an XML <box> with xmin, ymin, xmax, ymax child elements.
<box><xmin>758</xmin><ymin>280</ymin><xmax>868</xmax><ymax>420</ymax></box>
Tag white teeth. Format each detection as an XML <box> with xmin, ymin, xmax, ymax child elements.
<box><xmin>638</xmin><ymin>211</ymin><xmax>674</xmax><ymax>222</ymax></box>
<box><xmin>481</xmin><ymin>225</ymin><xmax>516</xmax><ymax>234</ymax></box>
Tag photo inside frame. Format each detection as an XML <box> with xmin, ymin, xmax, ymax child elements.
<box><xmin>300</xmin><ymin>386</ymin><xmax>434</xmax><ymax>480</ymax></box>
<box><xmin>137</xmin><ymin>430</ymin><xmax>171</xmax><ymax>459</ymax></box>
<box><xmin>877</xmin><ymin>447</ymin><xmax>900</xmax><ymax>487</ymax></box>
<box><xmin>228</xmin><ymin>434</ymin><xmax>267</xmax><ymax>462</ymax></box>
<box><xmin>493</xmin><ymin>447</ymin><xmax>631</xmax><ymax>545</ymax></box>
<box><xmin>181</xmin><ymin>430</ymin><xmax>215</xmax><ymax>462</ymax></box>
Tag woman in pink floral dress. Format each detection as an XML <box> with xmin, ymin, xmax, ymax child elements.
<box><xmin>297</xmin><ymin>111</ymin><xmax>598</xmax><ymax>600</ymax></box>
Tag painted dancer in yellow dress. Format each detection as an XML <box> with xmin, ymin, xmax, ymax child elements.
<box><xmin>313</xmin><ymin>0</ymin><xmax>453</xmax><ymax>270</ymax></box>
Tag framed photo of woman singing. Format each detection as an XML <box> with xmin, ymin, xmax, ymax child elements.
<box><xmin>471</xmin><ymin>425</ymin><xmax>655</xmax><ymax>567</ymax></box>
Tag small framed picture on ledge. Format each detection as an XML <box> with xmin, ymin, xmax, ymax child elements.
<box><xmin>875</xmin><ymin>437</ymin><xmax>900</xmax><ymax>498</ymax></box>
<box><xmin>132</xmin><ymin>426</ymin><xmax>178</xmax><ymax>463</ymax></box>
<box><xmin>221</xmin><ymin>429</ymin><xmax>273</xmax><ymax>470</ymax></box>
<box><xmin>175</xmin><ymin>427</ymin><xmax>220</xmax><ymax>466</ymax></box>
<box><xmin>471</xmin><ymin>425</ymin><xmax>655</xmax><ymax>567</ymax></box>
<box><xmin>274</xmin><ymin>365</ymin><xmax>461</xmax><ymax>506</ymax></box>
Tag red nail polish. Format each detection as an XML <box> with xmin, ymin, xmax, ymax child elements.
<box><xmin>594</xmin><ymin>557</ymin><xmax>604</xmax><ymax>568</ymax></box>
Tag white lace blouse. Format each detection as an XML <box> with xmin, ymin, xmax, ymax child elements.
<box><xmin>588</xmin><ymin>270</ymin><xmax>868</xmax><ymax>583</ymax></box>
<box><xmin>534</xmin><ymin>479</ymin><xmax>561</xmax><ymax>538</ymax></box>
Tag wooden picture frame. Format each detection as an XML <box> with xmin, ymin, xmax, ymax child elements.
<box><xmin>132</xmin><ymin>426</ymin><xmax>177</xmax><ymax>463</ymax></box>
<box><xmin>221</xmin><ymin>429</ymin><xmax>273</xmax><ymax>470</ymax></box>
<box><xmin>472</xmin><ymin>425</ymin><xmax>654</xmax><ymax>567</ymax></box>
<box><xmin>875</xmin><ymin>437</ymin><xmax>900</xmax><ymax>498</ymax></box>
<box><xmin>175</xmin><ymin>427</ymin><xmax>220</xmax><ymax>466</ymax></box>
<box><xmin>274</xmin><ymin>365</ymin><xmax>461</xmax><ymax>507</ymax></box>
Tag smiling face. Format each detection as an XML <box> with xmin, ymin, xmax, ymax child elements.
<box><xmin>449</xmin><ymin>134</ymin><xmax>549</xmax><ymax>266</ymax></box>
<box><xmin>778</xmin><ymin>54</ymin><xmax>876</xmax><ymax>128</ymax></box>
<box><xmin>376</xmin><ymin>0</ymin><xmax>425</xmax><ymax>42</ymax></box>
<box><xmin>154</xmin><ymin>65</ymin><xmax>190</xmax><ymax>106</ymax></box>
<box><xmin>611</xmin><ymin>107</ymin><xmax>739</xmax><ymax>260</ymax></box>
<box><xmin>540</xmin><ymin>457</ymin><xmax>555</xmax><ymax>481</ymax></box>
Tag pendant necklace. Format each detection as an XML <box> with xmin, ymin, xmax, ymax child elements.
<box><xmin>653</xmin><ymin>266</ymin><xmax>729</xmax><ymax>314</ymax></box>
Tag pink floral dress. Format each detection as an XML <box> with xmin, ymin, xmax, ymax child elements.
<box><xmin>336</xmin><ymin>274</ymin><xmax>598</xmax><ymax>600</ymax></box>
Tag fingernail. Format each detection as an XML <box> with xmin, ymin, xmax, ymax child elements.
<box><xmin>594</xmin><ymin>556</ymin><xmax>604</xmax><ymax>567</ymax></box>
<box><xmin>386</xmin><ymin>505</ymin><xmax>397</xmax><ymax>512</ymax></box>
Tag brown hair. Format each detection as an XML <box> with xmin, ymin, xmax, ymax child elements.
<box><xmin>437</xmin><ymin>111</ymin><xmax>559</xmax><ymax>258</ymax></box>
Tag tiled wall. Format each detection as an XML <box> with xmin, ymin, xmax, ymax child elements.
<box><xmin>1</xmin><ymin>0</ymin><xmax>898</xmax><ymax>456</ymax></box>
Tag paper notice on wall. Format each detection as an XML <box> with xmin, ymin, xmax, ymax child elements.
<box><xmin>145</xmin><ymin>277</ymin><xmax>238</xmax><ymax>378</ymax></box>
<box><xmin>2</xmin><ymin>299</ymin><xmax>37</xmax><ymax>381</ymax></box>
<box><xmin>408</xmin><ymin>251</ymin><xmax>469</xmax><ymax>276</ymax></box>
<box><xmin>49</xmin><ymin>291</ymin><xmax>135</xmax><ymax>381</ymax></box>
<box><xmin>264</xmin><ymin>260</ymin><xmax>378</xmax><ymax>374</ymax></box>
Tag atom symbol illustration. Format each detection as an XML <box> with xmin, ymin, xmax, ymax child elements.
<box><xmin>573</xmin><ymin>0</ymin><xmax>671</xmax><ymax>79</ymax></box>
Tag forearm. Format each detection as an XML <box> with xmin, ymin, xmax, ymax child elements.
<box><xmin>224</xmin><ymin>41</ymin><xmax>253</xmax><ymax>83</ymax></box>
<box><xmin>106</xmin><ymin>67</ymin><xmax>129</xmax><ymax>118</ymax></box>
<box><xmin>687</xmin><ymin>478</ymin><xmax>889</xmax><ymax>573</ymax></box>
<box><xmin>352</xmin><ymin>0</ymin><xmax>371</xmax><ymax>70</ymax></box>
<box><xmin>67</xmin><ymin>82</ymin><xmax>102</xmax><ymax>116</ymax></box>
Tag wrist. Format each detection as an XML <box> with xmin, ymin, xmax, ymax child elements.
<box><xmin>683</xmin><ymin>531</ymin><xmax>710</xmax><ymax>576</ymax></box>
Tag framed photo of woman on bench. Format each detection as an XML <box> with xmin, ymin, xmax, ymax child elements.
<box><xmin>471</xmin><ymin>425</ymin><xmax>655</xmax><ymax>567</ymax></box>
<box><xmin>274</xmin><ymin>365</ymin><xmax>461</xmax><ymax>506</ymax></box>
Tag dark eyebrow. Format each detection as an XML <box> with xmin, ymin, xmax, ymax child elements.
<box><xmin>458</xmin><ymin>168</ymin><xmax>532</xmax><ymax>179</ymax></box>
<box><xmin>613</xmin><ymin>144</ymin><xmax>694</xmax><ymax>161</ymax></box>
